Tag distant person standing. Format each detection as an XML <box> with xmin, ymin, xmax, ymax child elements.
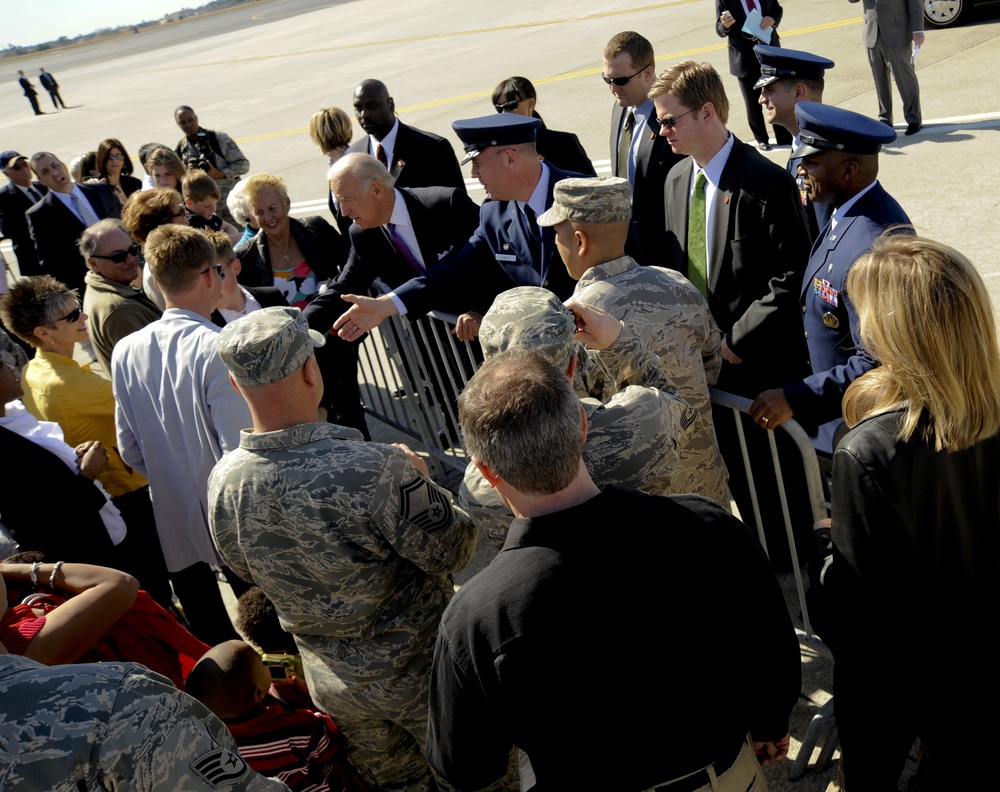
<box><xmin>38</xmin><ymin>67</ymin><xmax>66</xmax><ymax>109</ymax></box>
<box><xmin>174</xmin><ymin>106</ymin><xmax>249</xmax><ymax>224</ymax></box>
<box><xmin>17</xmin><ymin>70</ymin><xmax>43</xmax><ymax>116</ymax></box>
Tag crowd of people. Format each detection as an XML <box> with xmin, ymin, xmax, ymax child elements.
<box><xmin>0</xmin><ymin>15</ymin><xmax>993</xmax><ymax>792</ymax></box>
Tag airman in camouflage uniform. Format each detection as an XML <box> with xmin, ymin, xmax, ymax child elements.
<box><xmin>208</xmin><ymin>306</ymin><xmax>475</xmax><ymax>792</ymax></box>
<box><xmin>0</xmin><ymin>654</ymin><xmax>289</xmax><ymax>791</ymax></box>
<box><xmin>460</xmin><ymin>287</ymin><xmax>724</xmax><ymax>546</ymax></box>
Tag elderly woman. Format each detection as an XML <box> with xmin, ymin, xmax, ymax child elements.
<box><xmin>491</xmin><ymin>76</ymin><xmax>596</xmax><ymax>176</ymax></box>
<box><xmin>824</xmin><ymin>234</ymin><xmax>1000</xmax><ymax>789</ymax></box>
<box><xmin>145</xmin><ymin>146</ymin><xmax>186</xmax><ymax>193</ymax></box>
<box><xmin>0</xmin><ymin>281</ymin><xmax>171</xmax><ymax>607</ymax></box>
<box><xmin>226</xmin><ymin>177</ymin><xmax>259</xmax><ymax>246</ymax></box>
<box><xmin>122</xmin><ymin>187</ymin><xmax>189</xmax><ymax>311</ymax></box>
<box><xmin>234</xmin><ymin>173</ymin><xmax>365</xmax><ymax>435</ymax></box>
<box><xmin>95</xmin><ymin>138</ymin><xmax>143</xmax><ymax>205</ymax></box>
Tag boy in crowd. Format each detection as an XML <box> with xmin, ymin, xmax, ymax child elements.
<box><xmin>183</xmin><ymin>171</ymin><xmax>241</xmax><ymax>245</ymax></box>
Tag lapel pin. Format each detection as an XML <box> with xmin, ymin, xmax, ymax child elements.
<box><xmin>723</xmin><ymin>196</ymin><xmax>730</xmax><ymax>205</ymax></box>
<box><xmin>397</xmin><ymin>160</ymin><xmax>405</xmax><ymax>168</ymax></box>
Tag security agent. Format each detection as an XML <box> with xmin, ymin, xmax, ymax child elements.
<box><xmin>754</xmin><ymin>44</ymin><xmax>836</xmax><ymax>240</ymax></box>
<box><xmin>330</xmin><ymin>114</ymin><xmax>584</xmax><ymax>343</ymax></box>
<box><xmin>750</xmin><ymin>102</ymin><xmax>910</xmax><ymax>451</ymax></box>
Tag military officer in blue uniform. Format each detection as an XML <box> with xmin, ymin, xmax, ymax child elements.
<box><xmin>328</xmin><ymin>114</ymin><xmax>587</xmax><ymax>342</ymax></box>
<box><xmin>750</xmin><ymin>102</ymin><xmax>910</xmax><ymax>452</ymax></box>
<box><xmin>753</xmin><ymin>45</ymin><xmax>836</xmax><ymax>242</ymax></box>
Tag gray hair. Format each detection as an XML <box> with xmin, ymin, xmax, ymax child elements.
<box><xmin>328</xmin><ymin>152</ymin><xmax>396</xmax><ymax>189</ymax></box>
<box><xmin>459</xmin><ymin>349</ymin><xmax>583</xmax><ymax>495</ymax></box>
<box><xmin>78</xmin><ymin>219</ymin><xmax>129</xmax><ymax>262</ymax></box>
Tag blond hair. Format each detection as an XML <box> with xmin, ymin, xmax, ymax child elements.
<box><xmin>649</xmin><ymin>60</ymin><xmax>729</xmax><ymax>125</ymax></box>
<box><xmin>182</xmin><ymin>169</ymin><xmax>220</xmax><ymax>202</ymax></box>
<box><xmin>144</xmin><ymin>225</ymin><xmax>214</xmax><ymax>295</ymax></box>
<box><xmin>242</xmin><ymin>173</ymin><xmax>290</xmax><ymax>207</ymax></box>
<box><xmin>843</xmin><ymin>232</ymin><xmax>1000</xmax><ymax>451</ymax></box>
<box><xmin>309</xmin><ymin>107</ymin><xmax>353</xmax><ymax>152</ymax></box>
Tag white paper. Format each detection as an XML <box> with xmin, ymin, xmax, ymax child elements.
<box><xmin>742</xmin><ymin>9</ymin><xmax>776</xmax><ymax>44</ymax></box>
<box><xmin>911</xmin><ymin>43</ymin><xmax>921</xmax><ymax>65</ymax></box>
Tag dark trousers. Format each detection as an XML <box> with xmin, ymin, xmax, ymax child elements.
<box><xmin>737</xmin><ymin>75</ymin><xmax>792</xmax><ymax>146</ymax></box>
<box><xmin>316</xmin><ymin>333</ymin><xmax>370</xmax><ymax>439</ymax></box>
<box><xmin>168</xmin><ymin>561</ymin><xmax>240</xmax><ymax>646</ymax></box>
<box><xmin>25</xmin><ymin>93</ymin><xmax>42</xmax><ymax>115</ymax></box>
<box><xmin>46</xmin><ymin>89</ymin><xmax>66</xmax><ymax>109</ymax></box>
<box><xmin>109</xmin><ymin>486</ymin><xmax>172</xmax><ymax>610</ymax></box>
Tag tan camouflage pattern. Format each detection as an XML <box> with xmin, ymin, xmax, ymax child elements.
<box><xmin>209</xmin><ymin>422</ymin><xmax>476</xmax><ymax>791</ymax></box>
<box><xmin>461</xmin><ymin>322</ymin><xmax>726</xmax><ymax>546</ymax></box>
<box><xmin>217</xmin><ymin>306</ymin><xmax>326</xmax><ymax>388</ymax></box>
<box><xmin>0</xmin><ymin>654</ymin><xmax>289</xmax><ymax>791</ymax></box>
<box><xmin>479</xmin><ymin>287</ymin><xmax>576</xmax><ymax>368</ymax></box>
<box><xmin>536</xmin><ymin>176</ymin><xmax>632</xmax><ymax>227</ymax></box>
<box><xmin>0</xmin><ymin>327</ymin><xmax>28</xmax><ymax>369</ymax></box>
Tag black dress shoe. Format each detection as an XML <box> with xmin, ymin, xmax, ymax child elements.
<box><xmin>905</xmin><ymin>122</ymin><xmax>922</xmax><ymax>135</ymax></box>
<box><xmin>757</xmin><ymin>141</ymin><xmax>772</xmax><ymax>151</ymax></box>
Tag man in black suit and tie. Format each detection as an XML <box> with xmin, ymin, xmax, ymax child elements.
<box><xmin>0</xmin><ymin>151</ymin><xmax>47</xmax><ymax>276</ymax></box>
<box><xmin>38</xmin><ymin>68</ymin><xmax>66</xmax><ymax>110</ymax></box>
<box><xmin>26</xmin><ymin>152</ymin><xmax>120</xmax><ymax>295</ymax></box>
<box><xmin>17</xmin><ymin>70</ymin><xmax>43</xmax><ymax>116</ymax></box>
<box><xmin>349</xmin><ymin>79</ymin><xmax>466</xmax><ymax>194</ymax></box>
<box><xmin>604</xmin><ymin>31</ymin><xmax>683</xmax><ymax>266</ymax></box>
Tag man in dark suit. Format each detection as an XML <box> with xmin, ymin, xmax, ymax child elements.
<box><xmin>349</xmin><ymin>79</ymin><xmax>466</xmax><ymax>194</ymax></box>
<box><xmin>851</xmin><ymin>0</ymin><xmax>924</xmax><ymax>134</ymax></box>
<box><xmin>716</xmin><ymin>0</ymin><xmax>792</xmax><ymax>150</ymax></box>
<box><xmin>754</xmin><ymin>44</ymin><xmax>836</xmax><ymax>241</ymax></box>
<box><xmin>331</xmin><ymin>115</ymin><xmax>584</xmax><ymax>344</ymax></box>
<box><xmin>38</xmin><ymin>67</ymin><xmax>66</xmax><ymax>109</ymax></box>
<box><xmin>26</xmin><ymin>152</ymin><xmax>121</xmax><ymax>295</ymax></box>
<box><xmin>604</xmin><ymin>31</ymin><xmax>683</xmax><ymax>266</ymax></box>
<box><xmin>750</xmin><ymin>102</ymin><xmax>909</xmax><ymax>452</ymax></box>
<box><xmin>0</xmin><ymin>151</ymin><xmax>47</xmax><ymax>276</ymax></box>
<box><xmin>17</xmin><ymin>70</ymin><xmax>43</xmax><ymax>116</ymax></box>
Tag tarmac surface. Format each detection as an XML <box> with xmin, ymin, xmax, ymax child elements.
<box><xmin>6</xmin><ymin>0</ymin><xmax>999</xmax><ymax>787</ymax></box>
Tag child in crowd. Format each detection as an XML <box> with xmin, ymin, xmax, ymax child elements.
<box><xmin>207</xmin><ymin>232</ymin><xmax>287</xmax><ymax>326</ymax></box>
<box><xmin>183</xmin><ymin>171</ymin><xmax>241</xmax><ymax>245</ymax></box>
<box><xmin>186</xmin><ymin>640</ymin><xmax>370</xmax><ymax>792</ymax></box>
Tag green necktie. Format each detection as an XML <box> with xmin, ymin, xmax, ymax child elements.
<box><xmin>616</xmin><ymin>109</ymin><xmax>634</xmax><ymax>178</ymax></box>
<box><xmin>687</xmin><ymin>170</ymin><xmax>708</xmax><ymax>296</ymax></box>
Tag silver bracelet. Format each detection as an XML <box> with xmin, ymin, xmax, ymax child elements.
<box><xmin>48</xmin><ymin>561</ymin><xmax>64</xmax><ymax>590</ymax></box>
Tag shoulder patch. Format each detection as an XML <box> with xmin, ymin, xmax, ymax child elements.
<box><xmin>191</xmin><ymin>747</ymin><xmax>249</xmax><ymax>787</ymax></box>
<box><xmin>399</xmin><ymin>477</ymin><xmax>453</xmax><ymax>532</ymax></box>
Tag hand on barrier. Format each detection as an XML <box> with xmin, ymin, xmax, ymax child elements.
<box><xmin>754</xmin><ymin>732</ymin><xmax>791</xmax><ymax>766</ymax></box>
<box><xmin>564</xmin><ymin>300</ymin><xmax>623</xmax><ymax>350</ymax></box>
<box><xmin>333</xmin><ymin>294</ymin><xmax>398</xmax><ymax>341</ymax></box>
<box><xmin>453</xmin><ymin>312</ymin><xmax>483</xmax><ymax>341</ymax></box>
<box><xmin>749</xmin><ymin>389</ymin><xmax>793</xmax><ymax>430</ymax></box>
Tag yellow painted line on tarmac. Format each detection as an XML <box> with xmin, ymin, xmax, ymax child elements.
<box><xmin>232</xmin><ymin>16</ymin><xmax>860</xmax><ymax>145</ymax></box>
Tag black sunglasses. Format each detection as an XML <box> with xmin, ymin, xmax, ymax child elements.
<box><xmin>57</xmin><ymin>305</ymin><xmax>82</xmax><ymax>324</ymax></box>
<box><xmin>655</xmin><ymin>107</ymin><xmax>699</xmax><ymax>129</ymax></box>
<box><xmin>200</xmin><ymin>264</ymin><xmax>225</xmax><ymax>279</ymax></box>
<box><xmin>92</xmin><ymin>243</ymin><xmax>140</xmax><ymax>264</ymax></box>
<box><xmin>494</xmin><ymin>98</ymin><xmax>520</xmax><ymax>113</ymax></box>
<box><xmin>601</xmin><ymin>64</ymin><xmax>651</xmax><ymax>87</ymax></box>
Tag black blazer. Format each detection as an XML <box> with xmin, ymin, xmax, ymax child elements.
<box><xmin>536</xmin><ymin>127</ymin><xmax>596</xmax><ymax>177</ymax></box>
<box><xmin>25</xmin><ymin>183</ymin><xmax>120</xmax><ymax>294</ymax></box>
<box><xmin>0</xmin><ymin>180</ymin><xmax>47</xmax><ymax>275</ymax></box>
<box><xmin>234</xmin><ymin>215</ymin><xmax>346</xmax><ymax>289</ymax></box>
<box><xmin>210</xmin><ymin>286</ymin><xmax>289</xmax><ymax>328</ymax></box>
<box><xmin>716</xmin><ymin>0</ymin><xmax>783</xmax><ymax>78</ymax></box>
<box><xmin>663</xmin><ymin>137</ymin><xmax>811</xmax><ymax>391</ymax></box>
<box><xmin>119</xmin><ymin>174</ymin><xmax>143</xmax><ymax>198</ymax></box>
<box><xmin>303</xmin><ymin>186</ymin><xmax>480</xmax><ymax>331</ymax></box>
<box><xmin>609</xmin><ymin>103</ymin><xmax>684</xmax><ymax>266</ymax></box>
<box><xmin>347</xmin><ymin>120</ymin><xmax>466</xmax><ymax>193</ymax></box>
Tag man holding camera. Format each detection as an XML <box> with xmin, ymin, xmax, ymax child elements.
<box><xmin>175</xmin><ymin>106</ymin><xmax>249</xmax><ymax>224</ymax></box>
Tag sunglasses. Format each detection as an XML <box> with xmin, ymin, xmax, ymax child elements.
<box><xmin>494</xmin><ymin>98</ymin><xmax>520</xmax><ymax>113</ymax></box>
<box><xmin>57</xmin><ymin>305</ymin><xmax>83</xmax><ymax>324</ymax></box>
<box><xmin>200</xmin><ymin>264</ymin><xmax>225</xmax><ymax>279</ymax></box>
<box><xmin>107</xmin><ymin>153</ymin><xmax>126</xmax><ymax>161</ymax></box>
<box><xmin>92</xmin><ymin>243</ymin><xmax>140</xmax><ymax>264</ymax></box>
<box><xmin>601</xmin><ymin>64</ymin><xmax>651</xmax><ymax>87</ymax></box>
<box><xmin>655</xmin><ymin>107</ymin><xmax>699</xmax><ymax>129</ymax></box>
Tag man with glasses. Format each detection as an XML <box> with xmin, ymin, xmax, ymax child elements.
<box><xmin>0</xmin><ymin>150</ymin><xmax>47</xmax><ymax>277</ymax></box>
<box><xmin>25</xmin><ymin>151</ymin><xmax>120</xmax><ymax>295</ymax></box>
<box><xmin>112</xmin><ymin>225</ymin><xmax>250</xmax><ymax>647</ymax></box>
<box><xmin>80</xmin><ymin>219</ymin><xmax>162</xmax><ymax>374</ymax></box>
<box><xmin>604</xmin><ymin>30</ymin><xmax>683</xmax><ymax>265</ymax></box>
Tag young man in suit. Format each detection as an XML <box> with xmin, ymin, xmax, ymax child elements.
<box><xmin>0</xmin><ymin>151</ymin><xmax>47</xmax><ymax>276</ymax></box>
<box><xmin>38</xmin><ymin>67</ymin><xmax>66</xmax><ymax>109</ymax></box>
<box><xmin>349</xmin><ymin>79</ymin><xmax>466</xmax><ymax>193</ymax></box>
<box><xmin>26</xmin><ymin>152</ymin><xmax>120</xmax><ymax>295</ymax></box>
<box><xmin>850</xmin><ymin>0</ymin><xmax>925</xmax><ymax>134</ymax></box>
<box><xmin>603</xmin><ymin>31</ymin><xmax>683</xmax><ymax>265</ymax></box>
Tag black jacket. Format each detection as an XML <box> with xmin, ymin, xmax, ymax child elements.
<box><xmin>234</xmin><ymin>215</ymin><xmax>345</xmax><ymax>289</ymax></box>
<box><xmin>0</xmin><ymin>180</ymin><xmax>47</xmax><ymax>275</ymax></box>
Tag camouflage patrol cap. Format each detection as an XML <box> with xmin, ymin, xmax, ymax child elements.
<box><xmin>480</xmin><ymin>286</ymin><xmax>575</xmax><ymax>368</ymax></box>
<box><xmin>0</xmin><ymin>328</ymin><xmax>27</xmax><ymax>369</ymax></box>
<box><xmin>217</xmin><ymin>306</ymin><xmax>325</xmax><ymax>388</ymax></box>
<box><xmin>536</xmin><ymin>176</ymin><xmax>631</xmax><ymax>227</ymax></box>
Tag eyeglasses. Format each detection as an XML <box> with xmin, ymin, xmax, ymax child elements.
<box><xmin>655</xmin><ymin>107</ymin><xmax>699</xmax><ymax>129</ymax></box>
<box><xmin>107</xmin><ymin>153</ymin><xmax>126</xmax><ymax>161</ymax></box>
<box><xmin>57</xmin><ymin>304</ymin><xmax>82</xmax><ymax>324</ymax></box>
<box><xmin>494</xmin><ymin>98</ymin><xmax>520</xmax><ymax>113</ymax></box>
<box><xmin>92</xmin><ymin>242</ymin><xmax>140</xmax><ymax>264</ymax></box>
<box><xmin>601</xmin><ymin>64</ymin><xmax>651</xmax><ymax>87</ymax></box>
<box><xmin>200</xmin><ymin>264</ymin><xmax>225</xmax><ymax>279</ymax></box>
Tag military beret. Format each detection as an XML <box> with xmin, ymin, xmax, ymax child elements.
<box><xmin>452</xmin><ymin>114</ymin><xmax>541</xmax><ymax>165</ymax></box>
<box><xmin>753</xmin><ymin>45</ymin><xmax>835</xmax><ymax>90</ymax></box>
<box><xmin>536</xmin><ymin>176</ymin><xmax>631</xmax><ymax>227</ymax></box>
<box><xmin>792</xmin><ymin>101</ymin><xmax>897</xmax><ymax>158</ymax></box>
<box><xmin>480</xmin><ymin>287</ymin><xmax>576</xmax><ymax>369</ymax></box>
<box><xmin>217</xmin><ymin>306</ymin><xmax>325</xmax><ymax>388</ymax></box>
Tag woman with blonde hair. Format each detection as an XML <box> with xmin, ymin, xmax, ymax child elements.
<box><xmin>308</xmin><ymin>106</ymin><xmax>354</xmax><ymax>255</ymax></box>
<box><xmin>825</xmin><ymin>232</ymin><xmax>1000</xmax><ymax>789</ymax></box>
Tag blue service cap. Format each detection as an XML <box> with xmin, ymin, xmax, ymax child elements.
<box><xmin>452</xmin><ymin>114</ymin><xmax>541</xmax><ymax>165</ymax></box>
<box><xmin>753</xmin><ymin>45</ymin><xmax>835</xmax><ymax>90</ymax></box>
<box><xmin>792</xmin><ymin>102</ymin><xmax>896</xmax><ymax>158</ymax></box>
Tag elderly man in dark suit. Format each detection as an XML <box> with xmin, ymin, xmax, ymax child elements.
<box><xmin>26</xmin><ymin>152</ymin><xmax>120</xmax><ymax>295</ymax></box>
<box><xmin>349</xmin><ymin>79</ymin><xmax>466</xmax><ymax>194</ymax></box>
<box><xmin>851</xmin><ymin>0</ymin><xmax>925</xmax><ymax>135</ymax></box>
<box><xmin>0</xmin><ymin>151</ymin><xmax>47</xmax><ymax>276</ymax></box>
<box><xmin>603</xmin><ymin>31</ymin><xmax>683</xmax><ymax>265</ymax></box>
<box><xmin>330</xmin><ymin>115</ymin><xmax>587</xmax><ymax>344</ymax></box>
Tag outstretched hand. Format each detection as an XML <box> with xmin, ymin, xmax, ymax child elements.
<box><xmin>332</xmin><ymin>294</ymin><xmax>398</xmax><ymax>341</ymax></box>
